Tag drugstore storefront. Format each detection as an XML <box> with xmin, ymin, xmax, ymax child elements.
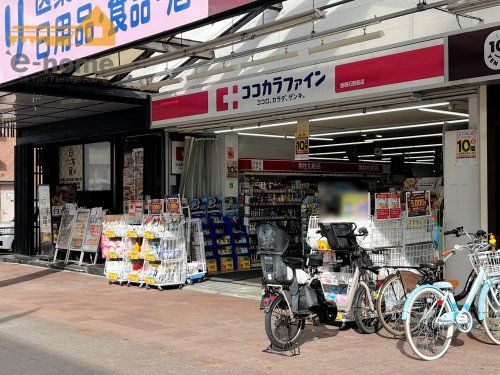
<box><xmin>152</xmin><ymin>25</ymin><xmax>500</xmax><ymax>283</ymax></box>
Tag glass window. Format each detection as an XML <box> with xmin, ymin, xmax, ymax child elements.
<box><xmin>84</xmin><ymin>142</ymin><xmax>111</xmax><ymax>191</ymax></box>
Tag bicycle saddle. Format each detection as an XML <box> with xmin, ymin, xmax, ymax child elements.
<box><xmin>419</xmin><ymin>260</ymin><xmax>445</xmax><ymax>269</ymax></box>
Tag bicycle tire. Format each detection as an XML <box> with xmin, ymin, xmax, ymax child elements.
<box><xmin>264</xmin><ymin>294</ymin><xmax>305</xmax><ymax>349</ymax></box>
<box><xmin>377</xmin><ymin>273</ymin><xmax>408</xmax><ymax>336</ymax></box>
<box><xmin>354</xmin><ymin>285</ymin><xmax>382</xmax><ymax>334</ymax></box>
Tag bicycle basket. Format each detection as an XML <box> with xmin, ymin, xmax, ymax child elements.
<box><xmin>256</xmin><ymin>223</ymin><xmax>290</xmax><ymax>255</ymax></box>
<box><xmin>470</xmin><ymin>250</ymin><xmax>500</xmax><ymax>277</ymax></box>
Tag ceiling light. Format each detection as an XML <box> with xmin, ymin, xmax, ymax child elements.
<box><xmin>310</xmin><ymin>137</ymin><xmax>334</xmax><ymax>141</ymax></box>
<box><xmin>376</xmin><ymin>134</ymin><xmax>382</xmax><ymax>138</ymax></box>
<box><xmin>406</xmin><ymin>155</ymin><xmax>435</xmax><ymax>160</ymax></box>
<box><xmin>214</xmin><ymin>121</ymin><xmax>297</xmax><ymax>134</ymax></box>
<box><xmin>238</xmin><ymin>132</ymin><xmax>288</xmax><ymax>139</ymax></box>
<box><xmin>240</xmin><ymin>51</ymin><xmax>300</xmax><ymax>68</ymax></box>
<box><xmin>186</xmin><ymin>65</ymin><xmax>237</xmax><ymax>81</ymax></box>
<box><xmin>445</xmin><ymin>119</ymin><xmax>469</xmax><ymax>124</ymax></box>
<box><xmin>406</xmin><ymin>161</ymin><xmax>434</xmax><ymax>165</ymax></box>
<box><xmin>309</xmin><ymin>157</ymin><xmax>348</xmax><ymax>161</ymax></box>
<box><xmin>309</xmin><ymin>151</ymin><xmax>346</xmax><ymax>156</ymax></box>
<box><xmin>418</xmin><ymin>108</ymin><xmax>469</xmax><ymax>117</ymax></box>
<box><xmin>312</xmin><ymin>121</ymin><xmax>444</xmax><ymax>137</ymax></box>
<box><xmin>308</xmin><ymin>31</ymin><xmax>385</xmax><ymax>54</ymax></box>
<box><xmin>383</xmin><ymin>143</ymin><xmax>442</xmax><ymax>150</ymax></box>
<box><xmin>309</xmin><ymin>140</ymin><xmax>373</xmax><ymax>149</ymax></box>
<box><xmin>310</xmin><ymin>102</ymin><xmax>449</xmax><ymax>123</ymax></box>
<box><xmin>372</xmin><ymin>133</ymin><xmax>442</xmax><ymax>142</ymax></box>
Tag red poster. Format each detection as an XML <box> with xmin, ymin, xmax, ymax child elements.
<box><xmin>375</xmin><ymin>193</ymin><xmax>401</xmax><ymax>220</ymax></box>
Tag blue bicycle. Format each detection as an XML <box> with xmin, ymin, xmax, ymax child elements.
<box><xmin>402</xmin><ymin>227</ymin><xmax>500</xmax><ymax>360</ymax></box>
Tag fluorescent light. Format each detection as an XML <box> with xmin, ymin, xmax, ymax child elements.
<box><xmin>238</xmin><ymin>132</ymin><xmax>287</xmax><ymax>139</ymax></box>
<box><xmin>310</xmin><ymin>102</ymin><xmax>449</xmax><ymax>123</ymax></box>
<box><xmin>382</xmin><ymin>143</ymin><xmax>442</xmax><ymax>151</ymax></box>
<box><xmin>406</xmin><ymin>161</ymin><xmax>434</xmax><ymax>165</ymax></box>
<box><xmin>372</xmin><ymin>133</ymin><xmax>442</xmax><ymax>142</ymax></box>
<box><xmin>309</xmin><ymin>151</ymin><xmax>346</xmax><ymax>156</ymax></box>
<box><xmin>310</xmin><ymin>157</ymin><xmax>348</xmax><ymax>161</ymax></box>
<box><xmin>312</xmin><ymin>121</ymin><xmax>444</xmax><ymax>137</ymax></box>
<box><xmin>419</xmin><ymin>108</ymin><xmax>469</xmax><ymax>118</ymax></box>
<box><xmin>406</xmin><ymin>155</ymin><xmax>435</xmax><ymax>160</ymax></box>
<box><xmin>310</xmin><ymin>137</ymin><xmax>334</xmax><ymax>141</ymax></box>
<box><xmin>187</xmin><ymin>65</ymin><xmax>237</xmax><ymax>81</ymax></box>
<box><xmin>240</xmin><ymin>51</ymin><xmax>300</xmax><ymax>68</ymax></box>
<box><xmin>308</xmin><ymin>31</ymin><xmax>385</xmax><ymax>54</ymax></box>
<box><xmin>310</xmin><ymin>140</ymin><xmax>373</xmax><ymax>149</ymax></box>
<box><xmin>214</xmin><ymin>121</ymin><xmax>297</xmax><ymax>134</ymax></box>
<box><xmin>446</xmin><ymin>119</ymin><xmax>469</xmax><ymax>124</ymax></box>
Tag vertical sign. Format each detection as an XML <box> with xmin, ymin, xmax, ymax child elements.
<box><xmin>59</xmin><ymin>145</ymin><xmax>83</xmax><ymax>190</ymax></box>
<box><xmin>406</xmin><ymin>191</ymin><xmax>431</xmax><ymax>218</ymax></box>
<box><xmin>69</xmin><ymin>209</ymin><xmax>91</xmax><ymax>250</ymax></box>
<box><xmin>82</xmin><ymin>208</ymin><xmax>104</xmax><ymax>253</ymax></box>
<box><xmin>171</xmin><ymin>141</ymin><xmax>185</xmax><ymax>174</ymax></box>
<box><xmin>38</xmin><ymin>185</ymin><xmax>53</xmax><ymax>257</ymax></box>
<box><xmin>295</xmin><ymin>119</ymin><xmax>309</xmax><ymax>161</ymax></box>
<box><xmin>456</xmin><ymin>129</ymin><xmax>477</xmax><ymax>165</ymax></box>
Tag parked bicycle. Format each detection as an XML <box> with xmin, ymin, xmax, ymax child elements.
<box><xmin>376</xmin><ymin>232</ymin><xmax>479</xmax><ymax>336</ymax></box>
<box><xmin>401</xmin><ymin>227</ymin><xmax>500</xmax><ymax>360</ymax></box>
<box><xmin>258</xmin><ymin>222</ymin><xmax>381</xmax><ymax>349</ymax></box>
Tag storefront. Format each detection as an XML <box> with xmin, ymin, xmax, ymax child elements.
<box><xmin>151</xmin><ymin>24</ymin><xmax>496</xmax><ymax>284</ymax></box>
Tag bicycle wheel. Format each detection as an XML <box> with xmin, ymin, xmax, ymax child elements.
<box><xmin>377</xmin><ymin>273</ymin><xmax>408</xmax><ymax>336</ymax></box>
<box><xmin>482</xmin><ymin>278</ymin><xmax>500</xmax><ymax>345</ymax></box>
<box><xmin>405</xmin><ymin>287</ymin><xmax>454</xmax><ymax>361</ymax></box>
<box><xmin>264</xmin><ymin>294</ymin><xmax>305</xmax><ymax>349</ymax></box>
<box><xmin>354</xmin><ymin>285</ymin><xmax>382</xmax><ymax>334</ymax></box>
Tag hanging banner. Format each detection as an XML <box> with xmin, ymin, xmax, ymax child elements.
<box><xmin>295</xmin><ymin>119</ymin><xmax>309</xmax><ymax>161</ymax></box>
<box><xmin>406</xmin><ymin>191</ymin><xmax>431</xmax><ymax>218</ymax></box>
<box><xmin>375</xmin><ymin>192</ymin><xmax>401</xmax><ymax>220</ymax></box>
<box><xmin>456</xmin><ymin>129</ymin><xmax>477</xmax><ymax>165</ymax></box>
<box><xmin>59</xmin><ymin>145</ymin><xmax>83</xmax><ymax>191</ymax></box>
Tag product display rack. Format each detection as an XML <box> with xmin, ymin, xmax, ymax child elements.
<box><xmin>242</xmin><ymin>178</ymin><xmax>317</xmax><ymax>265</ymax></box>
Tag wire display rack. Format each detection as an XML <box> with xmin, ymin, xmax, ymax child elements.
<box><xmin>186</xmin><ymin>218</ymin><xmax>207</xmax><ymax>284</ymax></box>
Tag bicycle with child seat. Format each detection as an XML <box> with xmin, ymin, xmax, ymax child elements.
<box><xmin>376</xmin><ymin>237</ymin><xmax>479</xmax><ymax>337</ymax></box>
<box><xmin>402</xmin><ymin>227</ymin><xmax>500</xmax><ymax>360</ymax></box>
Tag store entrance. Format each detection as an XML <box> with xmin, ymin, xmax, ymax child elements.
<box><xmin>182</xmin><ymin>97</ymin><xmax>475</xmax><ymax>282</ymax></box>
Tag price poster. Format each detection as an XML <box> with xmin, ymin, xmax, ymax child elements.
<box><xmin>456</xmin><ymin>129</ymin><xmax>477</xmax><ymax>165</ymax></box>
<box><xmin>148</xmin><ymin>199</ymin><xmax>165</xmax><ymax>215</ymax></box>
<box><xmin>226</xmin><ymin>160</ymin><xmax>238</xmax><ymax>178</ymax></box>
<box><xmin>166</xmin><ymin>196</ymin><xmax>181</xmax><ymax>214</ymax></box>
<box><xmin>406</xmin><ymin>191</ymin><xmax>431</xmax><ymax>218</ymax></box>
<box><xmin>375</xmin><ymin>193</ymin><xmax>401</xmax><ymax>220</ymax></box>
<box><xmin>69</xmin><ymin>209</ymin><xmax>91</xmax><ymax>250</ymax></box>
<box><xmin>82</xmin><ymin>208</ymin><xmax>104</xmax><ymax>253</ymax></box>
<box><xmin>56</xmin><ymin>207</ymin><xmax>77</xmax><ymax>250</ymax></box>
<box><xmin>295</xmin><ymin>119</ymin><xmax>310</xmax><ymax>161</ymax></box>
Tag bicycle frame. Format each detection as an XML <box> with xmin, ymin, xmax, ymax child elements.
<box><xmin>337</xmin><ymin>266</ymin><xmax>375</xmax><ymax>314</ymax></box>
<box><xmin>402</xmin><ymin>267</ymin><xmax>498</xmax><ymax>331</ymax></box>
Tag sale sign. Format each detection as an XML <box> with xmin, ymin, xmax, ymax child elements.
<box><xmin>226</xmin><ymin>160</ymin><xmax>238</xmax><ymax>178</ymax></box>
<box><xmin>295</xmin><ymin>119</ymin><xmax>309</xmax><ymax>161</ymax></box>
<box><xmin>406</xmin><ymin>191</ymin><xmax>431</xmax><ymax>218</ymax></box>
<box><xmin>375</xmin><ymin>193</ymin><xmax>401</xmax><ymax>220</ymax></box>
<box><xmin>456</xmin><ymin>129</ymin><xmax>477</xmax><ymax>165</ymax></box>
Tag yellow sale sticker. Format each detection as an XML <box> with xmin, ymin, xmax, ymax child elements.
<box><xmin>145</xmin><ymin>254</ymin><xmax>157</xmax><ymax>262</ymax></box>
<box><xmin>145</xmin><ymin>277</ymin><xmax>156</xmax><ymax>284</ymax></box>
<box><xmin>108</xmin><ymin>273</ymin><xmax>118</xmax><ymax>280</ymax></box>
<box><xmin>126</xmin><ymin>230</ymin><xmax>138</xmax><ymax>238</ymax></box>
<box><xmin>336</xmin><ymin>312</ymin><xmax>343</xmax><ymax>321</ymax></box>
<box><xmin>128</xmin><ymin>274</ymin><xmax>140</xmax><ymax>282</ymax></box>
<box><xmin>107</xmin><ymin>251</ymin><xmax>118</xmax><ymax>259</ymax></box>
<box><xmin>144</xmin><ymin>232</ymin><xmax>155</xmax><ymax>239</ymax></box>
<box><xmin>127</xmin><ymin>252</ymin><xmax>140</xmax><ymax>260</ymax></box>
<box><xmin>105</xmin><ymin>230</ymin><xmax>116</xmax><ymax>238</ymax></box>
<box><xmin>207</xmin><ymin>260</ymin><xmax>218</xmax><ymax>273</ymax></box>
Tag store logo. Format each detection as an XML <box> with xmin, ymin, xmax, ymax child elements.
<box><xmin>216</xmin><ymin>85</ymin><xmax>239</xmax><ymax>112</ymax></box>
<box><xmin>484</xmin><ymin>30</ymin><xmax>500</xmax><ymax>70</ymax></box>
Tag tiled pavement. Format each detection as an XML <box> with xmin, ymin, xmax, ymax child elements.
<box><xmin>0</xmin><ymin>263</ymin><xmax>498</xmax><ymax>375</ymax></box>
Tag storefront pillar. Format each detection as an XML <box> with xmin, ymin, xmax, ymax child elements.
<box><xmin>14</xmin><ymin>143</ymin><xmax>35</xmax><ymax>255</ymax></box>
